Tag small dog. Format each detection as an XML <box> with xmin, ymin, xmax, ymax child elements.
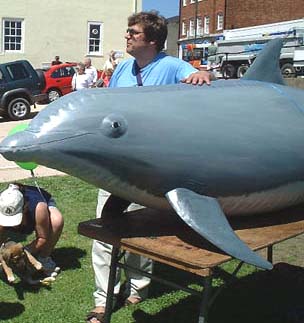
<box><xmin>0</xmin><ymin>241</ymin><xmax>55</xmax><ymax>285</ymax></box>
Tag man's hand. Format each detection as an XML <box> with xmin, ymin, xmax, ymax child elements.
<box><xmin>181</xmin><ymin>70</ymin><xmax>212</xmax><ymax>86</ymax></box>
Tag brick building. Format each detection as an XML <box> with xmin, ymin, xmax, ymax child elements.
<box><xmin>179</xmin><ymin>0</ymin><xmax>225</xmax><ymax>41</ymax></box>
<box><xmin>179</xmin><ymin>0</ymin><xmax>304</xmax><ymax>62</ymax></box>
<box><xmin>225</xmin><ymin>0</ymin><xmax>304</xmax><ymax>30</ymax></box>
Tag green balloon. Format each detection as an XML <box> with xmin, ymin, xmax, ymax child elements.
<box><xmin>8</xmin><ymin>123</ymin><xmax>38</xmax><ymax>171</ymax></box>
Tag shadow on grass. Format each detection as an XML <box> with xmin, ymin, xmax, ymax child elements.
<box><xmin>13</xmin><ymin>279</ymin><xmax>53</xmax><ymax>300</ymax></box>
<box><xmin>131</xmin><ymin>263</ymin><xmax>304</xmax><ymax>323</ymax></box>
<box><xmin>52</xmin><ymin>246</ymin><xmax>87</xmax><ymax>270</ymax></box>
<box><xmin>0</xmin><ymin>302</ymin><xmax>25</xmax><ymax>320</ymax></box>
<box><xmin>148</xmin><ymin>262</ymin><xmax>204</xmax><ymax>298</ymax></box>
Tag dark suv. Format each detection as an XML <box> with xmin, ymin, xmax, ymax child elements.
<box><xmin>0</xmin><ymin>60</ymin><xmax>46</xmax><ymax>121</ymax></box>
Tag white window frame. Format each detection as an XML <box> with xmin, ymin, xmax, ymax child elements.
<box><xmin>2</xmin><ymin>18</ymin><xmax>24</xmax><ymax>53</ymax></box>
<box><xmin>182</xmin><ymin>0</ymin><xmax>187</xmax><ymax>6</ymax></box>
<box><xmin>87</xmin><ymin>21</ymin><xmax>103</xmax><ymax>56</ymax></box>
<box><xmin>204</xmin><ymin>16</ymin><xmax>210</xmax><ymax>35</ymax></box>
<box><xmin>182</xmin><ymin>21</ymin><xmax>187</xmax><ymax>36</ymax></box>
<box><xmin>196</xmin><ymin>17</ymin><xmax>203</xmax><ymax>36</ymax></box>
<box><xmin>190</xmin><ymin>0</ymin><xmax>195</xmax><ymax>3</ymax></box>
<box><xmin>189</xmin><ymin>18</ymin><xmax>195</xmax><ymax>37</ymax></box>
<box><xmin>217</xmin><ymin>13</ymin><xmax>224</xmax><ymax>30</ymax></box>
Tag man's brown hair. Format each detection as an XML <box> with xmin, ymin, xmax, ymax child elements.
<box><xmin>128</xmin><ymin>11</ymin><xmax>167</xmax><ymax>52</ymax></box>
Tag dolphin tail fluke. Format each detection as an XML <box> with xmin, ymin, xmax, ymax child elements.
<box><xmin>166</xmin><ymin>188</ymin><xmax>273</xmax><ymax>270</ymax></box>
<box><xmin>242</xmin><ymin>38</ymin><xmax>286</xmax><ymax>85</ymax></box>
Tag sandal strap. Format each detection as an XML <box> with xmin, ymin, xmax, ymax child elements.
<box><xmin>86</xmin><ymin>311</ymin><xmax>105</xmax><ymax>322</ymax></box>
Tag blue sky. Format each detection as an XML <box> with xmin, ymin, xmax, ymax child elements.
<box><xmin>143</xmin><ymin>0</ymin><xmax>180</xmax><ymax>18</ymax></box>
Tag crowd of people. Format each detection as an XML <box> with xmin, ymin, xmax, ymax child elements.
<box><xmin>50</xmin><ymin>50</ymin><xmax>118</xmax><ymax>92</ymax></box>
<box><xmin>1</xmin><ymin>10</ymin><xmax>212</xmax><ymax>323</ymax></box>
<box><xmin>70</xmin><ymin>55</ymin><xmax>116</xmax><ymax>91</ymax></box>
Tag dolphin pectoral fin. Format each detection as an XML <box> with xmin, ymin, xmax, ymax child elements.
<box><xmin>101</xmin><ymin>194</ymin><xmax>131</xmax><ymax>217</ymax></box>
<box><xmin>166</xmin><ymin>188</ymin><xmax>273</xmax><ymax>270</ymax></box>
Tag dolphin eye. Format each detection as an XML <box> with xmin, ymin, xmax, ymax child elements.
<box><xmin>112</xmin><ymin>121</ymin><xmax>121</xmax><ymax>129</ymax></box>
<box><xmin>100</xmin><ymin>114</ymin><xmax>128</xmax><ymax>138</ymax></box>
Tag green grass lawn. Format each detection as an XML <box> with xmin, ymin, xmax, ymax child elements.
<box><xmin>0</xmin><ymin>176</ymin><xmax>303</xmax><ymax>323</ymax></box>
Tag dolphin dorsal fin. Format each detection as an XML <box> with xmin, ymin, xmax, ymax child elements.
<box><xmin>242</xmin><ymin>38</ymin><xmax>286</xmax><ymax>85</ymax></box>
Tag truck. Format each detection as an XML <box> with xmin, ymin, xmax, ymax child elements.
<box><xmin>0</xmin><ymin>60</ymin><xmax>46</xmax><ymax>121</ymax></box>
<box><xmin>217</xmin><ymin>19</ymin><xmax>304</xmax><ymax>79</ymax></box>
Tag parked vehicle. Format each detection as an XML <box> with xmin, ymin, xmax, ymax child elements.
<box><xmin>0</xmin><ymin>60</ymin><xmax>46</xmax><ymax>121</ymax></box>
<box><xmin>217</xmin><ymin>19</ymin><xmax>304</xmax><ymax>79</ymax></box>
<box><xmin>40</xmin><ymin>62</ymin><xmax>77</xmax><ymax>103</ymax></box>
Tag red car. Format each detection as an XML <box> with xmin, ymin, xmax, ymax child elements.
<box><xmin>41</xmin><ymin>62</ymin><xmax>77</xmax><ymax>102</ymax></box>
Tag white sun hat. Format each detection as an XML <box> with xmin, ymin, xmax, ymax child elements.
<box><xmin>0</xmin><ymin>184</ymin><xmax>24</xmax><ymax>227</ymax></box>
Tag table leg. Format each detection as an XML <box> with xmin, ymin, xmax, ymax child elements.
<box><xmin>103</xmin><ymin>246</ymin><xmax>120</xmax><ymax>323</ymax></box>
<box><xmin>267</xmin><ymin>245</ymin><xmax>273</xmax><ymax>263</ymax></box>
<box><xmin>198</xmin><ymin>275</ymin><xmax>213</xmax><ymax>323</ymax></box>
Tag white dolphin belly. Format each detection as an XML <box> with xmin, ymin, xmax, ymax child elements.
<box><xmin>219</xmin><ymin>181</ymin><xmax>304</xmax><ymax>216</ymax></box>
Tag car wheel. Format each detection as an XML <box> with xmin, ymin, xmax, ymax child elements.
<box><xmin>7</xmin><ymin>98</ymin><xmax>31</xmax><ymax>121</ymax></box>
<box><xmin>47</xmin><ymin>88</ymin><xmax>62</xmax><ymax>102</ymax></box>
<box><xmin>221</xmin><ymin>64</ymin><xmax>236</xmax><ymax>79</ymax></box>
<box><xmin>281</xmin><ymin>63</ymin><xmax>296</xmax><ymax>78</ymax></box>
<box><xmin>237</xmin><ymin>64</ymin><xmax>249</xmax><ymax>78</ymax></box>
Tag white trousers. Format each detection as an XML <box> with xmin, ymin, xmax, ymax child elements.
<box><xmin>92</xmin><ymin>189</ymin><xmax>153</xmax><ymax>307</ymax></box>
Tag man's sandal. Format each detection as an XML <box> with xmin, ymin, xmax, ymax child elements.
<box><xmin>86</xmin><ymin>311</ymin><xmax>105</xmax><ymax>323</ymax></box>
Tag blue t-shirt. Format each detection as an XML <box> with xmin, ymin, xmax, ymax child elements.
<box><xmin>9</xmin><ymin>186</ymin><xmax>54</xmax><ymax>235</ymax></box>
<box><xmin>109</xmin><ymin>52</ymin><xmax>197</xmax><ymax>88</ymax></box>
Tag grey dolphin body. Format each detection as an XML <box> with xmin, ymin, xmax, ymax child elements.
<box><xmin>1</xmin><ymin>39</ymin><xmax>304</xmax><ymax>270</ymax></box>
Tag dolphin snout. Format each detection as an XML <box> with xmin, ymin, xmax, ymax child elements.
<box><xmin>0</xmin><ymin>131</ymin><xmax>38</xmax><ymax>162</ymax></box>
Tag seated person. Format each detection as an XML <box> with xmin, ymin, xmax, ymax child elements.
<box><xmin>0</xmin><ymin>183</ymin><xmax>64</xmax><ymax>274</ymax></box>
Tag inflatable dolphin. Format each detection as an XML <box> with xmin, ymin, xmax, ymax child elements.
<box><xmin>1</xmin><ymin>39</ymin><xmax>303</xmax><ymax>270</ymax></box>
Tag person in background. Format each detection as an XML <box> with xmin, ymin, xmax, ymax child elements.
<box><xmin>99</xmin><ymin>51</ymin><xmax>119</xmax><ymax>85</ymax></box>
<box><xmin>0</xmin><ymin>183</ymin><xmax>64</xmax><ymax>275</ymax></box>
<box><xmin>84</xmin><ymin>57</ymin><xmax>98</xmax><ymax>87</ymax></box>
<box><xmin>86</xmin><ymin>10</ymin><xmax>212</xmax><ymax>323</ymax></box>
<box><xmin>71</xmin><ymin>62</ymin><xmax>90</xmax><ymax>91</ymax></box>
<box><xmin>100</xmin><ymin>68</ymin><xmax>114</xmax><ymax>88</ymax></box>
<box><xmin>207</xmin><ymin>40</ymin><xmax>218</xmax><ymax>70</ymax></box>
<box><xmin>51</xmin><ymin>55</ymin><xmax>62</xmax><ymax>65</ymax></box>
<box><xmin>104</xmin><ymin>50</ymin><xmax>120</xmax><ymax>71</ymax></box>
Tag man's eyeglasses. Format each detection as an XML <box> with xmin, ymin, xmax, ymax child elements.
<box><xmin>126</xmin><ymin>28</ymin><xmax>144</xmax><ymax>36</ymax></box>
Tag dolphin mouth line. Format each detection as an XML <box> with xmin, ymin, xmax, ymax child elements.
<box><xmin>0</xmin><ymin>132</ymin><xmax>91</xmax><ymax>152</ymax></box>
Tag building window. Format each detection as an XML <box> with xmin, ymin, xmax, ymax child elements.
<box><xmin>204</xmin><ymin>16</ymin><xmax>210</xmax><ymax>34</ymax></box>
<box><xmin>217</xmin><ymin>13</ymin><xmax>224</xmax><ymax>30</ymax></box>
<box><xmin>87</xmin><ymin>21</ymin><xmax>103</xmax><ymax>56</ymax></box>
<box><xmin>3</xmin><ymin>19</ymin><xmax>23</xmax><ymax>52</ymax></box>
<box><xmin>196</xmin><ymin>17</ymin><xmax>203</xmax><ymax>36</ymax></box>
<box><xmin>182</xmin><ymin>0</ymin><xmax>187</xmax><ymax>6</ymax></box>
<box><xmin>189</xmin><ymin>19</ymin><xmax>195</xmax><ymax>37</ymax></box>
<box><xmin>190</xmin><ymin>0</ymin><xmax>195</xmax><ymax>3</ymax></box>
<box><xmin>182</xmin><ymin>21</ymin><xmax>187</xmax><ymax>36</ymax></box>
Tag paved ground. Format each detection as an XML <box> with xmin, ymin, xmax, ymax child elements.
<box><xmin>0</xmin><ymin>104</ymin><xmax>65</xmax><ymax>183</ymax></box>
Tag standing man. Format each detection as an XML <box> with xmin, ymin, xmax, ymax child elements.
<box><xmin>51</xmin><ymin>55</ymin><xmax>62</xmax><ymax>65</ymax></box>
<box><xmin>84</xmin><ymin>57</ymin><xmax>98</xmax><ymax>87</ymax></box>
<box><xmin>207</xmin><ymin>40</ymin><xmax>218</xmax><ymax>70</ymax></box>
<box><xmin>86</xmin><ymin>11</ymin><xmax>212</xmax><ymax>323</ymax></box>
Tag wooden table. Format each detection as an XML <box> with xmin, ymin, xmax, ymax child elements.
<box><xmin>78</xmin><ymin>205</ymin><xmax>304</xmax><ymax>323</ymax></box>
